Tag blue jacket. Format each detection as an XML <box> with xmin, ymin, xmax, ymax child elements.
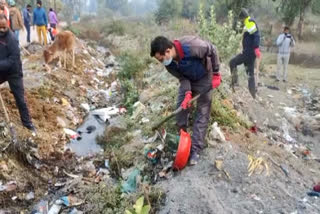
<box><xmin>242</xmin><ymin>17</ymin><xmax>260</xmax><ymax>57</ymax></box>
<box><xmin>33</xmin><ymin>7</ymin><xmax>47</xmax><ymax>26</ymax></box>
<box><xmin>165</xmin><ymin>36</ymin><xmax>220</xmax><ymax>93</ymax></box>
<box><xmin>23</xmin><ymin>8</ymin><xmax>31</xmax><ymax>25</ymax></box>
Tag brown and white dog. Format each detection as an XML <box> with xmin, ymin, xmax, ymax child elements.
<box><xmin>43</xmin><ymin>31</ymin><xmax>76</xmax><ymax>71</ymax></box>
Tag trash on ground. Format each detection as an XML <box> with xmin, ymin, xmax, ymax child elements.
<box><xmin>60</xmin><ymin>195</ymin><xmax>83</xmax><ymax>207</ymax></box>
<box><xmin>69</xmin><ymin>208</ymin><xmax>84</xmax><ymax>214</ymax></box>
<box><xmin>215</xmin><ymin>160</ymin><xmax>223</xmax><ymax>171</ymax></box>
<box><xmin>48</xmin><ymin>201</ymin><xmax>62</xmax><ymax>214</ymax></box>
<box><xmin>0</xmin><ymin>181</ymin><xmax>17</xmax><ymax>192</ymax></box>
<box><xmin>208</xmin><ymin>122</ymin><xmax>226</xmax><ymax>143</ymax></box>
<box><xmin>91</xmin><ymin>107</ymin><xmax>119</xmax><ymax>122</ymax></box>
<box><xmin>64</xmin><ymin>128</ymin><xmax>80</xmax><ymax>140</ymax></box>
<box><xmin>121</xmin><ymin>168</ymin><xmax>141</xmax><ymax>193</ymax></box>
<box><xmin>267</xmin><ymin>85</ymin><xmax>280</xmax><ymax>91</ymax></box>
<box><xmin>250</xmin><ymin>125</ymin><xmax>258</xmax><ymax>134</ymax></box>
<box><xmin>26</xmin><ymin>191</ymin><xmax>35</xmax><ymax>201</ymax></box>
<box><xmin>247</xmin><ymin>155</ymin><xmax>269</xmax><ymax>176</ymax></box>
<box><xmin>31</xmin><ymin>200</ymin><xmax>49</xmax><ymax>214</ymax></box>
<box><xmin>313</xmin><ymin>184</ymin><xmax>320</xmax><ymax>192</ymax></box>
<box><xmin>80</xmin><ymin>103</ymin><xmax>90</xmax><ymax>112</ymax></box>
<box><xmin>307</xmin><ymin>191</ymin><xmax>320</xmax><ymax>197</ymax></box>
<box><xmin>131</xmin><ymin>102</ymin><xmax>146</xmax><ymax>119</ymax></box>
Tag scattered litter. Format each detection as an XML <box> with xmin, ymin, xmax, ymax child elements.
<box><xmin>32</xmin><ymin>200</ymin><xmax>49</xmax><ymax>214</ymax></box>
<box><xmin>250</xmin><ymin>125</ymin><xmax>258</xmax><ymax>134</ymax></box>
<box><xmin>80</xmin><ymin>103</ymin><xmax>90</xmax><ymax>112</ymax></box>
<box><xmin>247</xmin><ymin>155</ymin><xmax>269</xmax><ymax>176</ymax></box>
<box><xmin>145</xmin><ymin>148</ymin><xmax>160</xmax><ymax>164</ymax></box>
<box><xmin>48</xmin><ymin>201</ymin><xmax>62</xmax><ymax>214</ymax></box>
<box><xmin>208</xmin><ymin>122</ymin><xmax>226</xmax><ymax>143</ymax></box>
<box><xmin>11</xmin><ymin>196</ymin><xmax>18</xmax><ymax>201</ymax></box>
<box><xmin>307</xmin><ymin>191</ymin><xmax>320</xmax><ymax>197</ymax></box>
<box><xmin>159</xmin><ymin>161</ymin><xmax>173</xmax><ymax>178</ymax></box>
<box><xmin>69</xmin><ymin>208</ymin><xmax>84</xmax><ymax>214</ymax></box>
<box><xmin>267</xmin><ymin>85</ymin><xmax>280</xmax><ymax>91</ymax></box>
<box><xmin>281</xmin><ymin>119</ymin><xmax>295</xmax><ymax>143</ymax></box>
<box><xmin>165</xmin><ymin>132</ymin><xmax>179</xmax><ymax>152</ymax></box>
<box><xmin>91</xmin><ymin>107</ymin><xmax>120</xmax><ymax>122</ymax></box>
<box><xmin>105</xmin><ymin>159</ymin><xmax>110</xmax><ymax>169</ymax></box>
<box><xmin>141</xmin><ymin>117</ymin><xmax>150</xmax><ymax>124</ymax></box>
<box><xmin>60</xmin><ymin>195</ymin><xmax>83</xmax><ymax>207</ymax></box>
<box><xmin>64</xmin><ymin>128</ymin><xmax>80</xmax><ymax>140</ymax></box>
<box><xmin>0</xmin><ymin>181</ymin><xmax>17</xmax><ymax>192</ymax></box>
<box><xmin>131</xmin><ymin>102</ymin><xmax>146</xmax><ymax>119</ymax></box>
<box><xmin>215</xmin><ymin>160</ymin><xmax>223</xmax><ymax>171</ymax></box>
<box><xmin>266</xmin><ymin>154</ymin><xmax>289</xmax><ymax>177</ymax></box>
<box><xmin>251</xmin><ymin>194</ymin><xmax>261</xmax><ymax>201</ymax></box>
<box><xmin>121</xmin><ymin>168</ymin><xmax>141</xmax><ymax>193</ymax></box>
<box><xmin>61</xmin><ymin>98</ymin><xmax>70</xmax><ymax>106</ymax></box>
<box><xmin>26</xmin><ymin>191</ymin><xmax>35</xmax><ymax>201</ymax></box>
<box><xmin>287</xmin><ymin>89</ymin><xmax>293</xmax><ymax>94</ymax></box>
<box><xmin>267</xmin><ymin>95</ymin><xmax>274</xmax><ymax>98</ymax></box>
<box><xmin>56</xmin><ymin>116</ymin><xmax>67</xmax><ymax>127</ymax></box>
<box><xmin>313</xmin><ymin>184</ymin><xmax>320</xmax><ymax>192</ymax></box>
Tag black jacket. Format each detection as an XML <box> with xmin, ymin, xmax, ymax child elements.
<box><xmin>242</xmin><ymin>18</ymin><xmax>260</xmax><ymax>57</ymax></box>
<box><xmin>0</xmin><ymin>30</ymin><xmax>22</xmax><ymax>81</ymax></box>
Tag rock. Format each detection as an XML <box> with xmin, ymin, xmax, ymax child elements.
<box><xmin>80</xmin><ymin>103</ymin><xmax>90</xmax><ymax>112</ymax></box>
<box><xmin>56</xmin><ymin>117</ymin><xmax>67</xmax><ymax>128</ymax></box>
<box><xmin>208</xmin><ymin>122</ymin><xmax>226</xmax><ymax>143</ymax></box>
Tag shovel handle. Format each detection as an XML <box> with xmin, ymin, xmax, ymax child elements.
<box><xmin>152</xmin><ymin>94</ymin><xmax>201</xmax><ymax>131</ymax></box>
<box><xmin>0</xmin><ymin>92</ymin><xmax>10</xmax><ymax>123</ymax></box>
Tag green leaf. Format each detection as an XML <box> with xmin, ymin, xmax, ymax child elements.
<box><xmin>133</xmin><ymin>196</ymin><xmax>144</xmax><ymax>213</ymax></box>
<box><xmin>141</xmin><ymin>205</ymin><xmax>151</xmax><ymax>214</ymax></box>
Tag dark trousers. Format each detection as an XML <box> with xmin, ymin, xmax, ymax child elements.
<box><xmin>229</xmin><ymin>53</ymin><xmax>256</xmax><ymax>98</ymax></box>
<box><xmin>176</xmin><ymin>87</ymin><xmax>212</xmax><ymax>154</ymax></box>
<box><xmin>25</xmin><ymin>23</ymin><xmax>30</xmax><ymax>43</ymax></box>
<box><xmin>0</xmin><ymin>77</ymin><xmax>32</xmax><ymax>127</ymax></box>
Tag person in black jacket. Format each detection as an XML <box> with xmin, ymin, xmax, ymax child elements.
<box><xmin>0</xmin><ymin>14</ymin><xmax>35</xmax><ymax>131</ymax></box>
<box><xmin>229</xmin><ymin>8</ymin><xmax>261</xmax><ymax>98</ymax></box>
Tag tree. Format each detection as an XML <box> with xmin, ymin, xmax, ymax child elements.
<box><xmin>279</xmin><ymin>0</ymin><xmax>318</xmax><ymax>40</ymax></box>
<box><xmin>154</xmin><ymin>0</ymin><xmax>182</xmax><ymax>24</ymax></box>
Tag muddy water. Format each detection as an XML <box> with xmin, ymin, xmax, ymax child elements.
<box><xmin>67</xmin><ymin>113</ymin><xmax>106</xmax><ymax>156</ymax></box>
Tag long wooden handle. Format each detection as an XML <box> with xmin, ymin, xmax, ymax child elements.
<box><xmin>0</xmin><ymin>92</ymin><xmax>10</xmax><ymax>123</ymax></box>
<box><xmin>151</xmin><ymin>94</ymin><xmax>201</xmax><ymax>131</ymax></box>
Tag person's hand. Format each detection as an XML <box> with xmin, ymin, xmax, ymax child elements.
<box><xmin>254</xmin><ymin>48</ymin><xmax>261</xmax><ymax>59</ymax></box>
<box><xmin>212</xmin><ymin>73</ymin><xmax>221</xmax><ymax>89</ymax></box>
<box><xmin>181</xmin><ymin>91</ymin><xmax>192</xmax><ymax>110</ymax></box>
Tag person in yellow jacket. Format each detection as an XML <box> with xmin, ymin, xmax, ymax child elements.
<box><xmin>229</xmin><ymin>8</ymin><xmax>261</xmax><ymax>98</ymax></box>
<box><xmin>8</xmin><ymin>0</ymin><xmax>24</xmax><ymax>44</ymax></box>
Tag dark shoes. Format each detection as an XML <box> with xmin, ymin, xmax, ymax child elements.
<box><xmin>24</xmin><ymin>123</ymin><xmax>37</xmax><ymax>133</ymax></box>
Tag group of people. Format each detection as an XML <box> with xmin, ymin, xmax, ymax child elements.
<box><xmin>0</xmin><ymin>4</ymin><xmax>295</xmax><ymax>166</ymax></box>
<box><xmin>0</xmin><ymin>0</ymin><xmax>59</xmax><ymax>45</ymax></box>
<box><xmin>150</xmin><ymin>8</ymin><xmax>295</xmax><ymax>165</ymax></box>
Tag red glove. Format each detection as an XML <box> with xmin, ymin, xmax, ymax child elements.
<box><xmin>181</xmin><ymin>91</ymin><xmax>192</xmax><ymax>110</ymax></box>
<box><xmin>254</xmin><ymin>48</ymin><xmax>261</xmax><ymax>58</ymax></box>
<box><xmin>212</xmin><ymin>73</ymin><xmax>221</xmax><ymax>89</ymax></box>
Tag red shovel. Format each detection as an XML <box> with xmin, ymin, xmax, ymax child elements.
<box><xmin>151</xmin><ymin>94</ymin><xmax>201</xmax><ymax>170</ymax></box>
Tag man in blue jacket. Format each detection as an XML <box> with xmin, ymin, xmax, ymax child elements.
<box><xmin>0</xmin><ymin>14</ymin><xmax>35</xmax><ymax>131</ymax></box>
<box><xmin>229</xmin><ymin>8</ymin><xmax>261</xmax><ymax>98</ymax></box>
<box><xmin>150</xmin><ymin>36</ymin><xmax>221</xmax><ymax>165</ymax></box>
<box><xmin>33</xmin><ymin>0</ymin><xmax>47</xmax><ymax>45</ymax></box>
<box><xmin>22</xmin><ymin>4</ymin><xmax>32</xmax><ymax>43</ymax></box>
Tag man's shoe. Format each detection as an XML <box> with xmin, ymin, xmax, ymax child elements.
<box><xmin>24</xmin><ymin>124</ymin><xmax>37</xmax><ymax>135</ymax></box>
<box><xmin>189</xmin><ymin>152</ymin><xmax>199</xmax><ymax>166</ymax></box>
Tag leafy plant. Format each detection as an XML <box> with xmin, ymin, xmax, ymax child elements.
<box><xmin>125</xmin><ymin>197</ymin><xmax>151</xmax><ymax>214</ymax></box>
<box><xmin>198</xmin><ymin>4</ymin><xmax>242</xmax><ymax>62</ymax></box>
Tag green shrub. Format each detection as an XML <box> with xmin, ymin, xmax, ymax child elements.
<box><xmin>102</xmin><ymin>20</ymin><xmax>126</xmax><ymax>36</ymax></box>
<box><xmin>198</xmin><ymin>4</ymin><xmax>242</xmax><ymax>62</ymax></box>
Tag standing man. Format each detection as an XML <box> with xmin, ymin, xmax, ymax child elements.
<box><xmin>8</xmin><ymin>0</ymin><xmax>24</xmax><ymax>43</ymax></box>
<box><xmin>229</xmin><ymin>8</ymin><xmax>261</xmax><ymax>98</ymax></box>
<box><xmin>276</xmin><ymin>26</ymin><xmax>295</xmax><ymax>82</ymax></box>
<box><xmin>0</xmin><ymin>14</ymin><xmax>35</xmax><ymax>132</ymax></box>
<box><xmin>150</xmin><ymin>36</ymin><xmax>221</xmax><ymax>165</ymax></box>
<box><xmin>33</xmin><ymin>0</ymin><xmax>47</xmax><ymax>45</ymax></box>
<box><xmin>23</xmin><ymin>4</ymin><xmax>32</xmax><ymax>44</ymax></box>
